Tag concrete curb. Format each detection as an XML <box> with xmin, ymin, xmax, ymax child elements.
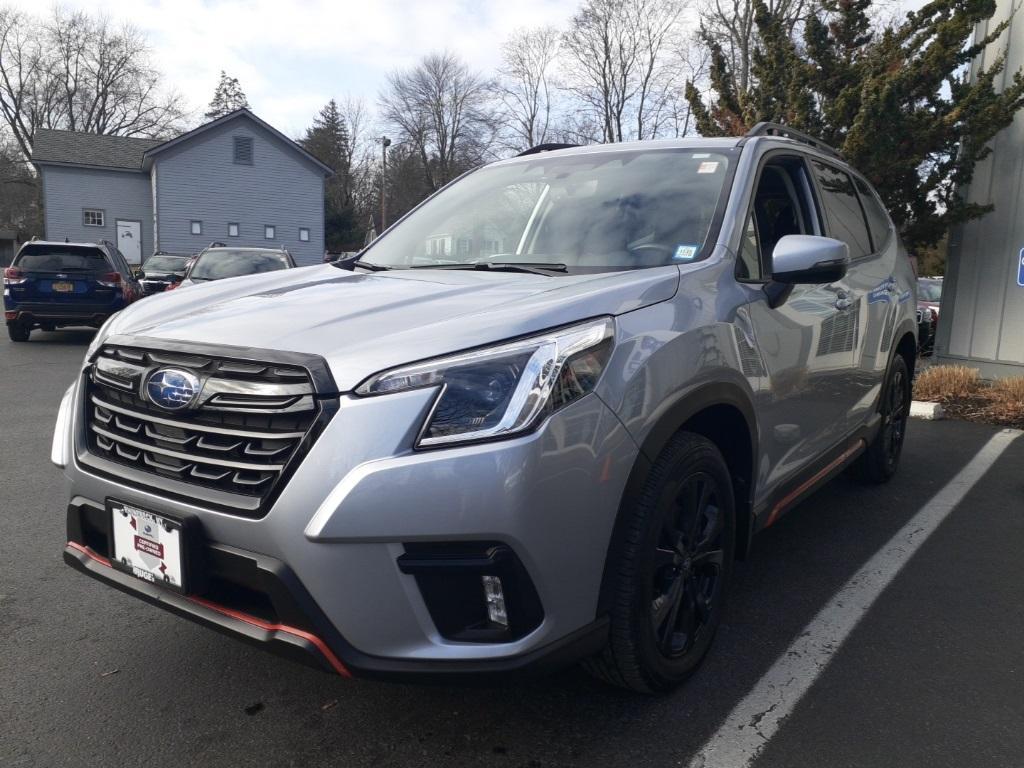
<box><xmin>910</xmin><ymin>401</ymin><xmax>945</xmax><ymax>420</ymax></box>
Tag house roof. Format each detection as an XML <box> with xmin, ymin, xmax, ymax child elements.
<box><xmin>142</xmin><ymin>108</ymin><xmax>333</xmax><ymax>176</ymax></box>
<box><xmin>32</xmin><ymin>130</ymin><xmax>161</xmax><ymax>171</ymax></box>
<box><xmin>31</xmin><ymin>109</ymin><xmax>333</xmax><ymax>176</ymax></box>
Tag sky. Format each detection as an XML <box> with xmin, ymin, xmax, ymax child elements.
<box><xmin>9</xmin><ymin>0</ymin><xmax>582</xmax><ymax>138</ymax></box>
<box><xmin>10</xmin><ymin>0</ymin><xmax>932</xmax><ymax>140</ymax></box>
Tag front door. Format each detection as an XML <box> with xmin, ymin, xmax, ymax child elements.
<box><xmin>116</xmin><ymin>220</ymin><xmax>142</xmax><ymax>265</ymax></box>
<box><xmin>739</xmin><ymin>156</ymin><xmax>858</xmax><ymax>496</ymax></box>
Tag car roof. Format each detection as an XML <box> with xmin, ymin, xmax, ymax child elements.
<box><xmin>489</xmin><ymin>135</ymin><xmax>859</xmax><ymax>174</ymax></box>
<box><xmin>19</xmin><ymin>239</ymin><xmax>107</xmax><ymax>250</ymax></box>
<box><xmin>202</xmin><ymin>247</ymin><xmax>288</xmax><ymax>254</ymax></box>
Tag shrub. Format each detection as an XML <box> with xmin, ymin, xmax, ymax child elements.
<box><xmin>913</xmin><ymin>365</ymin><xmax>982</xmax><ymax>403</ymax></box>
<box><xmin>984</xmin><ymin>377</ymin><xmax>1024</xmax><ymax>425</ymax></box>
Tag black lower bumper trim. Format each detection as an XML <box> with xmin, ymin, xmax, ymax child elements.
<box><xmin>63</xmin><ymin>540</ymin><xmax>609</xmax><ymax>683</ymax></box>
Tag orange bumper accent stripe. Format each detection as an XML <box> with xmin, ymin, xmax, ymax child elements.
<box><xmin>65</xmin><ymin>541</ymin><xmax>351</xmax><ymax>678</ymax></box>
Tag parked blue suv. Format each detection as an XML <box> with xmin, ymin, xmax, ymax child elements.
<box><xmin>4</xmin><ymin>240</ymin><xmax>140</xmax><ymax>342</ymax></box>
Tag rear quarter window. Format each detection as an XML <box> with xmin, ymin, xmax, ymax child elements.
<box><xmin>15</xmin><ymin>246</ymin><xmax>110</xmax><ymax>272</ymax></box>
<box><xmin>854</xmin><ymin>177</ymin><xmax>894</xmax><ymax>251</ymax></box>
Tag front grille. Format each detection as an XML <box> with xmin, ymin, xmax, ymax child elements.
<box><xmin>82</xmin><ymin>344</ymin><xmax>334</xmax><ymax>517</ymax></box>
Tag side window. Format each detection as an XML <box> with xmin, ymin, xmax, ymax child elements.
<box><xmin>738</xmin><ymin>157</ymin><xmax>817</xmax><ymax>282</ymax></box>
<box><xmin>810</xmin><ymin>160</ymin><xmax>872</xmax><ymax>259</ymax></box>
<box><xmin>854</xmin><ymin>177</ymin><xmax>893</xmax><ymax>252</ymax></box>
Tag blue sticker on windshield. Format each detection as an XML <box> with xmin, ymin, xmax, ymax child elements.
<box><xmin>674</xmin><ymin>245</ymin><xmax>698</xmax><ymax>262</ymax></box>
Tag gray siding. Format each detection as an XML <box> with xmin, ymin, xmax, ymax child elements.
<box><xmin>935</xmin><ymin>0</ymin><xmax>1024</xmax><ymax>376</ymax></box>
<box><xmin>40</xmin><ymin>166</ymin><xmax>153</xmax><ymax>256</ymax></box>
<box><xmin>153</xmin><ymin>115</ymin><xmax>326</xmax><ymax>265</ymax></box>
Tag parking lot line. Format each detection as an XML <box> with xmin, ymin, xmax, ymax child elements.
<box><xmin>688</xmin><ymin>428</ymin><xmax>1022</xmax><ymax>768</ymax></box>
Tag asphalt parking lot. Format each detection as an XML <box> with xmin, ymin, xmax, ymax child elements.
<box><xmin>2</xmin><ymin>330</ymin><xmax>1022</xmax><ymax>768</ymax></box>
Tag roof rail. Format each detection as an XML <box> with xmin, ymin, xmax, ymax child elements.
<box><xmin>517</xmin><ymin>143</ymin><xmax>579</xmax><ymax>157</ymax></box>
<box><xmin>745</xmin><ymin>122</ymin><xmax>840</xmax><ymax>158</ymax></box>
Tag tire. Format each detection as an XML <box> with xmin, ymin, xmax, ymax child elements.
<box><xmin>852</xmin><ymin>353</ymin><xmax>911</xmax><ymax>483</ymax></box>
<box><xmin>7</xmin><ymin>323</ymin><xmax>30</xmax><ymax>342</ymax></box>
<box><xmin>585</xmin><ymin>432</ymin><xmax>735</xmax><ymax>693</ymax></box>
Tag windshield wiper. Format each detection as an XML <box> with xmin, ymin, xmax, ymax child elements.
<box><xmin>412</xmin><ymin>262</ymin><xmax>567</xmax><ymax>276</ymax></box>
<box><xmin>352</xmin><ymin>259</ymin><xmax>391</xmax><ymax>272</ymax></box>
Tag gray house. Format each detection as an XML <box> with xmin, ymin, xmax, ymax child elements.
<box><xmin>31</xmin><ymin>109</ymin><xmax>332</xmax><ymax>266</ymax></box>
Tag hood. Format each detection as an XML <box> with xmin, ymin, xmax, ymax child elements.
<box><xmin>108</xmin><ymin>264</ymin><xmax>679</xmax><ymax>391</ymax></box>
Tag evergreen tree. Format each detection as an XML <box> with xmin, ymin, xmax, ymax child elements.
<box><xmin>301</xmin><ymin>99</ymin><xmax>357</xmax><ymax>251</ymax></box>
<box><xmin>686</xmin><ymin>0</ymin><xmax>1024</xmax><ymax>250</ymax></box>
<box><xmin>204</xmin><ymin>71</ymin><xmax>250</xmax><ymax>120</ymax></box>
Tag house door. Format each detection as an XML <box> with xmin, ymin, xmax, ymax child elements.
<box><xmin>116</xmin><ymin>220</ymin><xmax>142</xmax><ymax>265</ymax></box>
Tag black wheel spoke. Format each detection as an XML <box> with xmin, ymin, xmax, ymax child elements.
<box><xmin>691</xmin><ymin>547</ymin><xmax>724</xmax><ymax>570</ymax></box>
<box><xmin>653</xmin><ymin>546</ymin><xmax>677</xmax><ymax>571</ymax></box>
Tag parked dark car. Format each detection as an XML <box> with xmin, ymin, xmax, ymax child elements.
<box><xmin>169</xmin><ymin>246</ymin><xmax>295</xmax><ymax>290</ymax></box>
<box><xmin>3</xmin><ymin>240</ymin><xmax>140</xmax><ymax>342</ymax></box>
<box><xmin>917</xmin><ymin>277</ymin><xmax>942</xmax><ymax>354</ymax></box>
<box><xmin>138</xmin><ymin>253</ymin><xmax>191</xmax><ymax>295</ymax></box>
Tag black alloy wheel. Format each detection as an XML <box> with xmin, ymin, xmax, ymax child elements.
<box><xmin>586</xmin><ymin>432</ymin><xmax>735</xmax><ymax>693</ymax></box>
<box><xmin>852</xmin><ymin>353</ymin><xmax>912</xmax><ymax>483</ymax></box>
<box><xmin>650</xmin><ymin>472</ymin><xmax>726</xmax><ymax>659</ymax></box>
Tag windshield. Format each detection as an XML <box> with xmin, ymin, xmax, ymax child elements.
<box><xmin>918</xmin><ymin>279</ymin><xmax>942</xmax><ymax>302</ymax></box>
<box><xmin>15</xmin><ymin>245</ymin><xmax>110</xmax><ymax>272</ymax></box>
<box><xmin>144</xmin><ymin>255</ymin><xmax>187</xmax><ymax>272</ymax></box>
<box><xmin>359</xmin><ymin>148</ymin><xmax>735</xmax><ymax>273</ymax></box>
<box><xmin>189</xmin><ymin>250</ymin><xmax>290</xmax><ymax>281</ymax></box>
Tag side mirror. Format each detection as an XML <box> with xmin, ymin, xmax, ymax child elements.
<box><xmin>136</xmin><ymin>271</ymin><xmax>146</xmax><ymax>280</ymax></box>
<box><xmin>770</xmin><ymin>235</ymin><xmax>849</xmax><ymax>285</ymax></box>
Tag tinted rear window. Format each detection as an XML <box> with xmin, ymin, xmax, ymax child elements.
<box><xmin>811</xmin><ymin>160</ymin><xmax>872</xmax><ymax>259</ymax></box>
<box><xmin>15</xmin><ymin>245</ymin><xmax>110</xmax><ymax>272</ymax></box>
<box><xmin>189</xmin><ymin>250</ymin><xmax>290</xmax><ymax>281</ymax></box>
<box><xmin>144</xmin><ymin>255</ymin><xmax>187</xmax><ymax>272</ymax></box>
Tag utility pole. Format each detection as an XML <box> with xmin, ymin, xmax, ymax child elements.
<box><xmin>379</xmin><ymin>136</ymin><xmax>391</xmax><ymax>231</ymax></box>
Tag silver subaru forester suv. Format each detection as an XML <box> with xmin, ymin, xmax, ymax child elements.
<box><xmin>55</xmin><ymin>124</ymin><xmax>917</xmax><ymax>693</ymax></box>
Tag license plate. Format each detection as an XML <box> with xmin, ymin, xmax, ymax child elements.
<box><xmin>110</xmin><ymin>501</ymin><xmax>187</xmax><ymax>592</ymax></box>
<box><xmin>52</xmin><ymin>281</ymin><xmax>74</xmax><ymax>292</ymax></box>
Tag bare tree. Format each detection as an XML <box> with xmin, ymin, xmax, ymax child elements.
<box><xmin>0</xmin><ymin>7</ymin><xmax>186</xmax><ymax>160</ymax></box>
<box><xmin>379</xmin><ymin>52</ymin><xmax>496</xmax><ymax>193</ymax></box>
<box><xmin>495</xmin><ymin>26</ymin><xmax>562</xmax><ymax>151</ymax></box>
<box><xmin>561</xmin><ymin>0</ymin><xmax>688</xmax><ymax>143</ymax></box>
<box><xmin>697</xmin><ymin>0</ymin><xmax>809</xmax><ymax>98</ymax></box>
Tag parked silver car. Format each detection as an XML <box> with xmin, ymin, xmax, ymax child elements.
<box><xmin>55</xmin><ymin>124</ymin><xmax>917</xmax><ymax>692</ymax></box>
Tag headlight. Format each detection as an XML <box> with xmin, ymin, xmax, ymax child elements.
<box><xmin>356</xmin><ymin>317</ymin><xmax>615</xmax><ymax>447</ymax></box>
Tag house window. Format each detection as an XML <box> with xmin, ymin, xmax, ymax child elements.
<box><xmin>191</xmin><ymin>220</ymin><xmax>202</xmax><ymax>235</ymax></box>
<box><xmin>83</xmin><ymin>209</ymin><xmax>105</xmax><ymax>227</ymax></box>
<box><xmin>299</xmin><ymin>227</ymin><xmax>310</xmax><ymax>242</ymax></box>
<box><xmin>234</xmin><ymin>136</ymin><xmax>254</xmax><ymax>165</ymax></box>
<box><xmin>228</xmin><ymin>222</ymin><xmax>239</xmax><ymax>237</ymax></box>
<box><xmin>264</xmin><ymin>225</ymin><xmax>275</xmax><ymax>240</ymax></box>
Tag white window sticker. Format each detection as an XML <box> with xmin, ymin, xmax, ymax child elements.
<box><xmin>692</xmin><ymin>153</ymin><xmax>711</xmax><ymax>159</ymax></box>
<box><xmin>697</xmin><ymin>161</ymin><xmax>719</xmax><ymax>174</ymax></box>
<box><xmin>673</xmin><ymin>244</ymin><xmax>698</xmax><ymax>262</ymax></box>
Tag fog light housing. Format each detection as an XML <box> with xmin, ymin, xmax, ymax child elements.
<box><xmin>397</xmin><ymin>542</ymin><xmax>543</xmax><ymax>642</ymax></box>
<box><xmin>482</xmin><ymin>575</ymin><xmax>509</xmax><ymax>627</ymax></box>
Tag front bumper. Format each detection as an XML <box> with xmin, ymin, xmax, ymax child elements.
<box><xmin>58</xmin><ymin>377</ymin><xmax>639</xmax><ymax>678</ymax></box>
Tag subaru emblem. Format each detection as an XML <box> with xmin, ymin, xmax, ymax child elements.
<box><xmin>145</xmin><ymin>368</ymin><xmax>201</xmax><ymax>411</ymax></box>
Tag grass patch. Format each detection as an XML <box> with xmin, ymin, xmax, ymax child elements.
<box><xmin>913</xmin><ymin>365</ymin><xmax>1024</xmax><ymax>428</ymax></box>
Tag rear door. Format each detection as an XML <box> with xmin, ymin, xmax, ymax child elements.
<box><xmin>10</xmin><ymin>245</ymin><xmax>117</xmax><ymax>309</ymax></box>
<box><xmin>807</xmin><ymin>160</ymin><xmax>894</xmax><ymax>429</ymax></box>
